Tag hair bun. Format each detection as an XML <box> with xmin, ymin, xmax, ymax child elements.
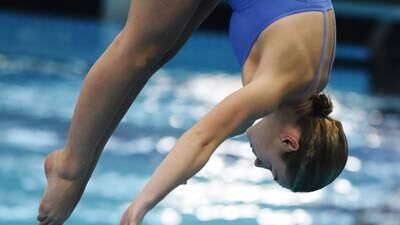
<box><xmin>312</xmin><ymin>94</ymin><xmax>333</xmax><ymax>117</ymax></box>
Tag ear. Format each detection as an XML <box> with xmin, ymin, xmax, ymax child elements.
<box><xmin>280</xmin><ymin>134</ymin><xmax>300</xmax><ymax>152</ymax></box>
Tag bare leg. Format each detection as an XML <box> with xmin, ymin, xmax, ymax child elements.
<box><xmin>37</xmin><ymin>0</ymin><xmax>220</xmax><ymax>224</ymax></box>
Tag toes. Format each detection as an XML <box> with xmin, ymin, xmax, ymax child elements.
<box><xmin>37</xmin><ymin>213</ymin><xmax>47</xmax><ymax>222</ymax></box>
<box><xmin>38</xmin><ymin>205</ymin><xmax>49</xmax><ymax>222</ymax></box>
<box><xmin>38</xmin><ymin>202</ymin><xmax>50</xmax><ymax>222</ymax></box>
<box><xmin>39</xmin><ymin>216</ymin><xmax>57</xmax><ymax>225</ymax></box>
<box><xmin>39</xmin><ymin>216</ymin><xmax>50</xmax><ymax>225</ymax></box>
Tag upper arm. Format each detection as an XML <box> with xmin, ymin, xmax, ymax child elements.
<box><xmin>228</xmin><ymin>119</ymin><xmax>255</xmax><ymax>138</ymax></box>
<box><xmin>189</xmin><ymin>75</ymin><xmax>287</xmax><ymax>147</ymax></box>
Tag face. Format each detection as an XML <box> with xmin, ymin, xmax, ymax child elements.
<box><xmin>246</xmin><ymin>114</ymin><xmax>301</xmax><ymax>189</ymax></box>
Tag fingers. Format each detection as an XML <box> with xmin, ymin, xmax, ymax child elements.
<box><xmin>120</xmin><ymin>205</ymin><xmax>142</xmax><ymax>225</ymax></box>
<box><xmin>120</xmin><ymin>208</ymin><xmax>130</xmax><ymax>225</ymax></box>
<box><xmin>119</xmin><ymin>215</ymin><xmax>127</xmax><ymax>225</ymax></box>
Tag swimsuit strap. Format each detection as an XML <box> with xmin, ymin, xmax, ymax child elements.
<box><xmin>309</xmin><ymin>12</ymin><xmax>333</xmax><ymax>92</ymax></box>
<box><xmin>314</xmin><ymin>12</ymin><xmax>329</xmax><ymax>86</ymax></box>
<box><xmin>326</xmin><ymin>10</ymin><xmax>337</xmax><ymax>84</ymax></box>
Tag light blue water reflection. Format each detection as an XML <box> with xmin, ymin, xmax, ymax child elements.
<box><xmin>0</xmin><ymin>10</ymin><xmax>400</xmax><ymax>225</ymax></box>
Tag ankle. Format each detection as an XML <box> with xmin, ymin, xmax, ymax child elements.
<box><xmin>55</xmin><ymin>149</ymin><xmax>88</xmax><ymax>180</ymax></box>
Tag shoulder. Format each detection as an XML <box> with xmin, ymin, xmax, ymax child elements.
<box><xmin>189</xmin><ymin>76</ymin><xmax>286</xmax><ymax>145</ymax></box>
<box><xmin>248</xmin><ymin>68</ymin><xmax>316</xmax><ymax>106</ymax></box>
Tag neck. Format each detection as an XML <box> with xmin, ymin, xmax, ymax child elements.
<box><xmin>273</xmin><ymin>104</ymin><xmax>301</xmax><ymax>128</ymax></box>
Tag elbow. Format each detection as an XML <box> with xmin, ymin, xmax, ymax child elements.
<box><xmin>184</xmin><ymin>128</ymin><xmax>213</xmax><ymax>149</ymax></box>
<box><xmin>176</xmin><ymin>130</ymin><xmax>215</xmax><ymax>180</ymax></box>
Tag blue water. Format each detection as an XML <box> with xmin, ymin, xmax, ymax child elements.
<box><xmin>1</xmin><ymin>10</ymin><xmax>400</xmax><ymax>225</ymax></box>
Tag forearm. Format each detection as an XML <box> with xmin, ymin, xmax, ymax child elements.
<box><xmin>130</xmin><ymin>129</ymin><xmax>215</xmax><ymax>216</ymax></box>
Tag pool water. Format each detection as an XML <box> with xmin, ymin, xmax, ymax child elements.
<box><xmin>1</xmin><ymin>10</ymin><xmax>400</xmax><ymax>225</ymax></box>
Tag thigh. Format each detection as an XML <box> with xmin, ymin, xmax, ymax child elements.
<box><xmin>122</xmin><ymin>0</ymin><xmax>203</xmax><ymax>55</ymax></box>
<box><xmin>156</xmin><ymin>0</ymin><xmax>221</xmax><ymax>67</ymax></box>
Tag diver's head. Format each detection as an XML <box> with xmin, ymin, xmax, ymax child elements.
<box><xmin>246</xmin><ymin>93</ymin><xmax>348</xmax><ymax>192</ymax></box>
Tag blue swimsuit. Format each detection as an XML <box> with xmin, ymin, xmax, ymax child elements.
<box><xmin>229</xmin><ymin>0</ymin><xmax>334</xmax><ymax>67</ymax></box>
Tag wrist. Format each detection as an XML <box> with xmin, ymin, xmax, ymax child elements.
<box><xmin>130</xmin><ymin>195</ymin><xmax>152</xmax><ymax>219</ymax></box>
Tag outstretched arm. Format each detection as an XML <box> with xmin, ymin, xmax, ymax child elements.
<box><xmin>120</xmin><ymin>74</ymin><xmax>288</xmax><ymax>224</ymax></box>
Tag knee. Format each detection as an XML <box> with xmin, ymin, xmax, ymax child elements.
<box><xmin>113</xmin><ymin>29</ymin><xmax>173</xmax><ymax>72</ymax></box>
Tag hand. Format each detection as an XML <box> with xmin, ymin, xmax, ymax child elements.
<box><xmin>120</xmin><ymin>201</ymin><xmax>145</xmax><ymax>225</ymax></box>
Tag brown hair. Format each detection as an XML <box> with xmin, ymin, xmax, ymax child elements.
<box><xmin>282</xmin><ymin>93</ymin><xmax>348</xmax><ymax>192</ymax></box>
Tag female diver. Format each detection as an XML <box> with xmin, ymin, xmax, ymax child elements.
<box><xmin>37</xmin><ymin>0</ymin><xmax>348</xmax><ymax>224</ymax></box>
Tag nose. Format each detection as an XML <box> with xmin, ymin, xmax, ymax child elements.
<box><xmin>246</xmin><ymin>125</ymin><xmax>252</xmax><ymax>134</ymax></box>
<box><xmin>246</xmin><ymin>128</ymin><xmax>252</xmax><ymax>142</ymax></box>
<box><xmin>251</xmin><ymin>146</ymin><xmax>255</xmax><ymax>155</ymax></box>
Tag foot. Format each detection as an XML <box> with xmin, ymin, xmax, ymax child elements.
<box><xmin>37</xmin><ymin>149</ymin><xmax>89</xmax><ymax>225</ymax></box>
